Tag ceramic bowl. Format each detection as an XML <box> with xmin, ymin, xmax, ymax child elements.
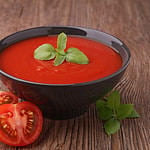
<box><xmin>0</xmin><ymin>26</ymin><xmax>130</xmax><ymax>120</ymax></box>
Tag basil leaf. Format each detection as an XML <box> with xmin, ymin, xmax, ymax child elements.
<box><xmin>127</xmin><ymin>108</ymin><xmax>140</xmax><ymax>118</ymax></box>
<box><xmin>66</xmin><ymin>48</ymin><xmax>89</xmax><ymax>64</ymax></box>
<box><xmin>104</xmin><ymin>118</ymin><xmax>120</xmax><ymax>135</ymax></box>
<box><xmin>34</xmin><ymin>44</ymin><xmax>56</xmax><ymax>60</ymax></box>
<box><xmin>54</xmin><ymin>53</ymin><xmax>66</xmax><ymax>66</ymax></box>
<box><xmin>57</xmin><ymin>32</ymin><xmax>67</xmax><ymax>51</ymax></box>
<box><xmin>116</xmin><ymin>104</ymin><xmax>133</xmax><ymax>120</ymax></box>
<box><xmin>107</xmin><ymin>91</ymin><xmax>120</xmax><ymax>110</ymax></box>
<box><xmin>96</xmin><ymin>100</ymin><xmax>113</xmax><ymax>120</ymax></box>
<box><xmin>96</xmin><ymin>100</ymin><xmax>106</xmax><ymax>110</ymax></box>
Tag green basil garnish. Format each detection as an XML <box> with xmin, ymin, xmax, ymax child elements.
<box><xmin>57</xmin><ymin>32</ymin><xmax>67</xmax><ymax>51</ymax></box>
<box><xmin>66</xmin><ymin>48</ymin><xmax>89</xmax><ymax>64</ymax></box>
<box><xmin>34</xmin><ymin>32</ymin><xmax>89</xmax><ymax>66</ymax></box>
<box><xmin>34</xmin><ymin>44</ymin><xmax>56</xmax><ymax>60</ymax></box>
<box><xmin>54</xmin><ymin>53</ymin><xmax>66</xmax><ymax>66</ymax></box>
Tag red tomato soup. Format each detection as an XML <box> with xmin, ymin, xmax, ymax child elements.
<box><xmin>0</xmin><ymin>36</ymin><xmax>122</xmax><ymax>84</ymax></box>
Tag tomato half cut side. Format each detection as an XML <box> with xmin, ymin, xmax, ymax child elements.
<box><xmin>0</xmin><ymin>101</ymin><xmax>43</xmax><ymax>146</ymax></box>
<box><xmin>0</xmin><ymin>91</ymin><xmax>18</xmax><ymax>105</ymax></box>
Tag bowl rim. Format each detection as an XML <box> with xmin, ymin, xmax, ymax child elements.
<box><xmin>0</xmin><ymin>26</ymin><xmax>131</xmax><ymax>87</ymax></box>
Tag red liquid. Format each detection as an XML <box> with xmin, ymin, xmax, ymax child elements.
<box><xmin>0</xmin><ymin>36</ymin><xmax>122</xmax><ymax>84</ymax></box>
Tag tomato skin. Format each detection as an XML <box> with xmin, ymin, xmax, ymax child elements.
<box><xmin>0</xmin><ymin>101</ymin><xmax>43</xmax><ymax>146</ymax></box>
<box><xmin>0</xmin><ymin>91</ymin><xmax>18</xmax><ymax>105</ymax></box>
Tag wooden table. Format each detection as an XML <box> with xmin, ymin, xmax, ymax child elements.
<box><xmin>0</xmin><ymin>0</ymin><xmax>149</xmax><ymax>149</ymax></box>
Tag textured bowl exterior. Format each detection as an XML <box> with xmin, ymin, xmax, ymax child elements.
<box><xmin>0</xmin><ymin>26</ymin><xmax>130</xmax><ymax>120</ymax></box>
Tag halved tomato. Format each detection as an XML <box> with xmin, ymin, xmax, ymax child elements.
<box><xmin>0</xmin><ymin>91</ymin><xmax>18</xmax><ymax>105</ymax></box>
<box><xmin>0</xmin><ymin>101</ymin><xmax>43</xmax><ymax>146</ymax></box>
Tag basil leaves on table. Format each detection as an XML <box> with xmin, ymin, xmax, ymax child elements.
<box><xmin>96</xmin><ymin>90</ymin><xmax>140</xmax><ymax>135</ymax></box>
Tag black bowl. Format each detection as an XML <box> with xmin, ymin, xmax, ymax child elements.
<box><xmin>0</xmin><ymin>26</ymin><xmax>130</xmax><ymax>120</ymax></box>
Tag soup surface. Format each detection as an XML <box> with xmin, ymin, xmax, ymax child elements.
<box><xmin>0</xmin><ymin>36</ymin><xmax>122</xmax><ymax>84</ymax></box>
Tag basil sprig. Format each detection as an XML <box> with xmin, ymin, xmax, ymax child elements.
<box><xmin>34</xmin><ymin>32</ymin><xmax>89</xmax><ymax>66</ymax></box>
<box><xmin>96</xmin><ymin>90</ymin><xmax>140</xmax><ymax>135</ymax></box>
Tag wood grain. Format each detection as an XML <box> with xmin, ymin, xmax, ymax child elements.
<box><xmin>0</xmin><ymin>0</ymin><xmax>149</xmax><ymax>149</ymax></box>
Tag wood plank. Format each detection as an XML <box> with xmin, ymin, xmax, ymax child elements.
<box><xmin>0</xmin><ymin>0</ymin><xmax>149</xmax><ymax>149</ymax></box>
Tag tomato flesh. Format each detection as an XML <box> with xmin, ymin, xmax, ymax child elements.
<box><xmin>0</xmin><ymin>91</ymin><xmax>18</xmax><ymax>105</ymax></box>
<box><xmin>0</xmin><ymin>101</ymin><xmax>43</xmax><ymax>146</ymax></box>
